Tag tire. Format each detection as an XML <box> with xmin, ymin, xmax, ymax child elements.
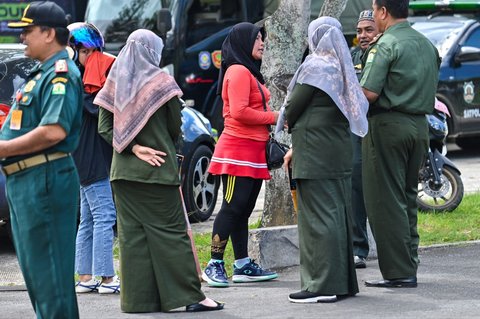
<box><xmin>417</xmin><ymin>165</ymin><xmax>464</xmax><ymax>212</ymax></box>
<box><xmin>182</xmin><ymin>145</ymin><xmax>219</xmax><ymax>222</ymax></box>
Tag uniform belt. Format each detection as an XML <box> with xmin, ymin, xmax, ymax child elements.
<box><xmin>1</xmin><ymin>152</ymin><xmax>69</xmax><ymax>176</ymax></box>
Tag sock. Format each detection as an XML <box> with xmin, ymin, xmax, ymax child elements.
<box><xmin>209</xmin><ymin>258</ymin><xmax>223</xmax><ymax>265</ymax></box>
<box><xmin>234</xmin><ymin>257</ymin><xmax>251</xmax><ymax>268</ymax></box>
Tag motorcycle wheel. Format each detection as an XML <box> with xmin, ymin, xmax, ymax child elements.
<box><xmin>417</xmin><ymin>165</ymin><xmax>464</xmax><ymax>212</ymax></box>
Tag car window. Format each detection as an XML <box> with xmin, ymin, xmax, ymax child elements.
<box><xmin>412</xmin><ymin>19</ymin><xmax>468</xmax><ymax>58</ymax></box>
<box><xmin>0</xmin><ymin>48</ymin><xmax>36</xmax><ymax>106</ymax></box>
<box><xmin>463</xmin><ymin>27</ymin><xmax>480</xmax><ymax>48</ymax></box>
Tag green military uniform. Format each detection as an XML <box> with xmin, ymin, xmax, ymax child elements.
<box><xmin>350</xmin><ymin>47</ymin><xmax>369</xmax><ymax>260</ymax></box>
<box><xmin>285</xmin><ymin>83</ymin><xmax>359</xmax><ymax>296</ymax></box>
<box><xmin>360</xmin><ymin>21</ymin><xmax>440</xmax><ymax>280</ymax></box>
<box><xmin>98</xmin><ymin>99</ymin><xmax>205</xmax><ymax>312</ymax></box>
<box><xmin>0</xmin><ymin>50</ymin><xmax>83</xmax><ymax>318</ymax></box>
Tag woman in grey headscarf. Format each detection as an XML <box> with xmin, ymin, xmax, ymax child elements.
<box><xmin>284</xmin><ymin>17</ymin><xmax>368</xmax><ymax>303</ymax></box>
<box><xmin>95</xmin><ymin>29</ymin><xmax>223</xmax><ymax>313</ymax></box>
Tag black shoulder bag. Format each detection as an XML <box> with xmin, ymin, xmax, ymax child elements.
<box><xmin>256</xmin><ymin>80</ymin><xmax>289</xmax><ymax>170</ymax></box>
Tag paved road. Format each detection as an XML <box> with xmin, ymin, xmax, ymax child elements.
<box><xmin>1</xmin><ymin>242</ymin><xmax>479</xmax><ymax>318</ymax></box>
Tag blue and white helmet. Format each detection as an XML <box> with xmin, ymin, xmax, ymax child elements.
<box><xmin>67</xmin><ymin>22</ymin><xmax>104</xmax><ymax>51</ymax></box>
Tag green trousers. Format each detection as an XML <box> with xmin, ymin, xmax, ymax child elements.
<box><xmin>297</xmin><ymin>178</ymin><xmax>359</xmax><ymax>296</ymax></box>
<box><xmin>112</xmin><ymin>180</ymin><xmax>204</xmax><ymax>313</ymax></box>
<box><xmin>7</xmin><ymin>157</ymin><xmax>79</xmax><ymax>319</ymax></box>
<box><xmin>362</xmin><ymin>112</ymin><xmax>428</xmax><ymax>279</ymax></box>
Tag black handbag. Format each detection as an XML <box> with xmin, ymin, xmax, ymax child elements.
<box><xmin>256</xmin><ymin>80</ymin><xmax>288</xmax><ymax>170</ymax></box>
<box><xmin>265</xmin><ymin>135</ymin><xmax>289</xmax><ymax>170</ymax></box>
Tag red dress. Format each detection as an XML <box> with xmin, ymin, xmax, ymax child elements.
<box><xmin>208</xmin><ymin>65</ymin><xmax>275</xmax><ymax>179</ymax></box>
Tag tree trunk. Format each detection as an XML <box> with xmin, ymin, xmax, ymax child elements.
<box><xmin>260</xmin><ymin>0</ymin><xmax>310</xmax><ymax>227</ymax></box>
<box><xmin>261</xmin><ymin>0</ymin><xmax>349</xmax><ymax>227</ymax></box>
<box><xmin>319</xmin><ymin>0</ymin><xmax>348</xmax><ymax>19</ymax></box>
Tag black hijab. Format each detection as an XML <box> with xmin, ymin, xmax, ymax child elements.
<box><xmin>217</xmin><ymin>22</ymin><xmax>265</xmax><ymax>95</ymax></box>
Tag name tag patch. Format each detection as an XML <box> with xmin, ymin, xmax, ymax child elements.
<box><xmin>10</xmin><ymin>110</ymin><xmax>22</xmax><ymax>130</ymax></box>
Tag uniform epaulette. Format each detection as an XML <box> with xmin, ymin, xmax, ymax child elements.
<box><xmin>369</xmin><ymin>33</ymin><xmax>383</xmax><ymax>46</ymax></box>
<box><xmin>54</xmin><ymin>59</ymin><xmax>68</xmax><ymax>73</ymax></box>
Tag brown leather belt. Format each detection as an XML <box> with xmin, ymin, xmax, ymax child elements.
<box><xmin>1</xmin><ymin>152</ymin><xmax>70</xmax><ymax>176</ymax></box>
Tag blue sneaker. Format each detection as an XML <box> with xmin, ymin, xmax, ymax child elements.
<box><xmin>202</xmin><ymin>261</ymin><xmax>229</xmax><ymax>287</ymax></box>
<box><xmin>232</xmin><ymin>259</ymin><xmax>278</xmax><ymax>283</ymax></box>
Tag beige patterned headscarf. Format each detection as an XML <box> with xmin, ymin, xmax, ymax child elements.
<box><xmin>94</xmin><ymin>29</ymin><xmax>182</xmax><ymax>152</ymax></box>
<box><xmin>288</xmin><ymin>17</ymin><xmax>368</xmax><ymax>137</ymax></box>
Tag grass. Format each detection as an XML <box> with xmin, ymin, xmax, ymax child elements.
<box><xmin>418</xmin><ymin>193</ymin><xmax>480</xmax><ymax>245</ymax></box>
<box><xmin>111</xmin><ymin>193</ymin><xmax>480</xmax><ymax>272</ymax></box>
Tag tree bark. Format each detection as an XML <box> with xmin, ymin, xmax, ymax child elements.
<box><xmin>319</xmin><ymin>0</ymin><xmax>348</xmax><ymax>19</ymax></box>
<box><xmin>261</xmin><ymin>0</ymin><xmax>349</xmax><ymax>227</ymax></box>
<box><xmin>260</xmin><ymin>0</ymin><xmax>310</xmax><ymax>227</ymax></box>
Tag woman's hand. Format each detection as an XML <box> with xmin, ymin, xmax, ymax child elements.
<box><xmin>273</xmin><ymin>111</ymin><xmax>280</xmax><ymax>122</ymax></box>
<box><xmin>283</xmin><ymin>148</ymin><xmax>293</xmax><ymax>172</ymax></box>
<box><xmin>132</xmin><ymin>144</ymin><xmax>167</xmax><ymax>166</ymax></box>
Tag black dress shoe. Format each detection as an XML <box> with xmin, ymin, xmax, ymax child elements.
<box><xmin>186</xmin><ymin>300</ymin><xmax>224</xmax><ymax>312</ymax></box>
<box><xmin>365</xmin><ymin>277</ymin><xmax>417</xmax><ymax>288</ymax></box>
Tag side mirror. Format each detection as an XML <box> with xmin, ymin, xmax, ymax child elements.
<box><xmin>454</xmin><ymin>46</ymin><xmax>480</xmax><ymax>64</ymax></box>
<box><xmin>156</xmin><ymin>9</ymin><xmax>172</xmax><ymax>39</ymax></box>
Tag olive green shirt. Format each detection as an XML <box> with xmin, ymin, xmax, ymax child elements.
<box><xmin>360</xmin><ymin>21</ymin><xmax>440</xmax><ymax>114</ymax></box>
<box><xmin>98</xmin><ymin>98</ymin><xmax>182</xmax><ymax>186</ymax></box>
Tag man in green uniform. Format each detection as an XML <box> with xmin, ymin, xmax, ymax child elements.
<box><xmin>350</xmin><ymin>9</ymin><xmax>378</xmax><ymax>269</ymax></box>
<box><xmin>1</xmin><ymin>2</ymin><xmax>83</xmax><ymax>318</ymax></box>
<box><xmin>360</xmin><ymin>0</ymin><xmax>439</xmax><ymax>288</ymax></box>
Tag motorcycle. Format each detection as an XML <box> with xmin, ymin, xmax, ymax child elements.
<box><xmin>417</xmin><ymin>99</ymin><xmax>464</xmax><ymax>212</ymax></box>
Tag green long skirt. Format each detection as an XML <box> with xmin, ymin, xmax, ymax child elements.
<box><xmin>111</xmin><ymin>180</ymin><xmax>204</xmax><ymax>312</ymax></box>
<box><xmin>297</xmin><ymin>178</ymin><xmax>359</xmax><ymax>296</ymax></box>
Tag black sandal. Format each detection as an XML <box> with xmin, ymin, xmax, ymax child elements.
<box><xmin>186</xmin><ymin>300</ymin><xmax>224</xmax><ymax>312</ymax></box>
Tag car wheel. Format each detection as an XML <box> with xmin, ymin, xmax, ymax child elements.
<box><xmin>183</xmin><ymin>145</ymin><xmax>219</xmax><ymax>223</ymax></box>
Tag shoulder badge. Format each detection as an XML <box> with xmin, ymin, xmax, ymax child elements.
<box><xmin>23</xmin><ymin>80</ymin><xmax>36</xmax><ymax>93</ymax></box>
<box><xmin>52</xmin><ymin>83</ymin><xmax>66</xmax><ymax>95</ymax></box>
<box><xmin>52</xmin><ymin>77</ymin><xmax>68</xmax><ymax>84</ymax></box>
<box><xmin>366</xmin><ymin>48</ymin><xmax>377</xmax><ymax>64</ymax></box>
<box><xmin>55</xmin><ymin>59</ymin><xmax>68</xmax><ymax>73</ymax></box>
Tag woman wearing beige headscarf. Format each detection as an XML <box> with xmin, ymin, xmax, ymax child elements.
<box><xmin>95</xmin><ymin>29</ymin><xmax>223</xmax><ymax>313</ymax></box>
<box><xmin>283</xmin><ymin>17</ymin><xmax>368</xmax><ymax>303</ymax></box>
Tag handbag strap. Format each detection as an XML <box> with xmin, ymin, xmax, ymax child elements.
<box><xmin>256</xmin><ymin>79</ymin><xmax>272</xmax><ymax>133</ymax></box>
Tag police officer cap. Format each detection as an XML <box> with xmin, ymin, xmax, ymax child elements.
<box><xmin>358</xmin><ymin>10</ymin><xmax>374</xmax><ymax>23</ymax></box>
<box><xmin>8</xmin><ymin>1</ymin><xmax>68</xmax><ymax>29</ymax></box>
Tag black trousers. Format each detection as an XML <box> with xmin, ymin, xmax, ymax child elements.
<box><xmin>210</xmin><ymin>175</ymin><xmax>263</xmax><ymax>260</ymax></box>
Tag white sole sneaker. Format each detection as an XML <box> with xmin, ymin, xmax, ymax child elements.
<box><xmin>288</xmin><ymin>295</ymin><xmax>337</xmax><ymax>303</ymax></box>
<box><xmin>98</xmin><ymin>276</ymin><xmax>120</xmax><ymax>294</ymax></box>
<box><xmin>232</xmin><ymin>273</ymin><xmax>278</xmax><ymax>283</ymax></box>
<box><xmin>75</xmin><ymin>279</ymin><xmax>99</xmax><ymax>293</ymax></box>
<box><xmin>201</xmin><ymin>272</ymin><xmax>229</xmax><ymax>287</ymax></box>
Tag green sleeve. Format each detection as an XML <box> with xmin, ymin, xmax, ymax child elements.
<box><xmin>360</xmin><ymin>43</ymin><xmax>391</xmax><ymax>95</ymax></box>
<box><xmin>285</xmin><ymin>83</ymin><xmax>315</xmax><ymax>131</ymax></box>
<box><xmin>98</xmin><ymin>107</ymin><xmax>113</xmax><ymax>146</ymax></box>
<box><xmin>39</xmin><ymin>75</ymin><xmax>82</xmax><ymax>133</ymax></box>
<box><xmin>166</xmin><ymin>98</ymin><xmax>183</xmax><ymax>143</ymax></box>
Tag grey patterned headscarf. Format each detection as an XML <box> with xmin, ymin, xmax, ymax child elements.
<box><xmin>288</xmin><ymin>17</ymin><xmax>368</xmax><ymax>137</ymax></box>
<box><xmin>95</xmin><ymin>29</ymin><xmax>182</xmax><ymax>152</ymax></box>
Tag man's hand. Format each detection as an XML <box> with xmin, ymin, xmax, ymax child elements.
<box><xmin>132</xmin><ymin>144</ymin><xmax>166</xmax><ymax>167</ymax></box>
